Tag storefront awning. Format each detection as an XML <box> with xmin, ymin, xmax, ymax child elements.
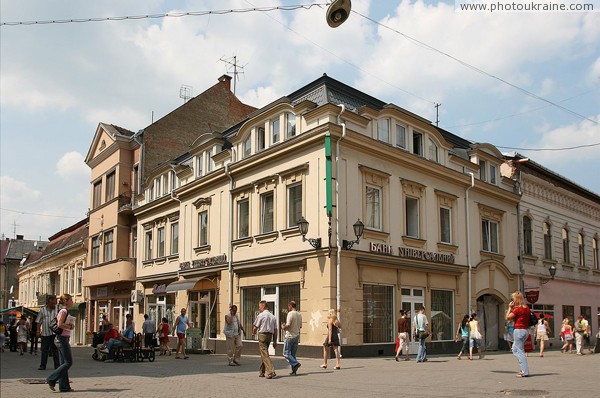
<box><xmin>165</xmin><ymin>278</ymin><xmax>200</xmax><ymax>293</ymax></box>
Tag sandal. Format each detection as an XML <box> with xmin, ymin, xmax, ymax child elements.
<box><xmin>184</xmin><ymin>356</ymin><xmax>189</xmax><ymax>359</ymax></box>
<box><xmin>335</xmin><ymin>366</ymin><xmax>341</xmax><ymax>370</ymax></box>
<box><xmin>516</xmin><ymin>373</ymin><xmax>529</xmax><ymax>378</ymax></box>
<box><xmin>320</xmin><ymin>364</ymin><xmax>327</xmax><ymax>369</ymax></box>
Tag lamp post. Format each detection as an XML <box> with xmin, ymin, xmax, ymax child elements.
<box><xmin>342</xmin><ymin>219</ymin><xmax>364</xmax><ymax>249</ymax></box>
<box><xmin>539</xmin><ymin>264</ymin><xmax>557</xmax><ymax>285</ymax></box>
<box><xmin>297</xmin><ymin>217</ymin><xmax>322</xmax><ymax>249</ymax></box>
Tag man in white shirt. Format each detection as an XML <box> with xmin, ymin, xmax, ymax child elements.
<box><xmin>36</xmin><ymin>295</ymin><xmax>59</xmax><ymax>370</ymax></box>
<box><xmin>413</xmin><ymin>306</ymin><xmax>430</xmax><ymax>363</ymax></box>
<box><xmin>224</xmin><ymin>305</ymin><xmax>245</xmax><ymax>366</ymax></box>
<box><xmin>253</xmin><ymin>300</ymin><xmax>277</xmax><ymax>379</ymax></box>
<box><xmin>141</xmin><ymin>314</ymin><xmax>156</xmax><ymax>348</ymax></box>
<box><xmin>282</xmin><ymin>300</ymin><xmax>302</xmax><ymax>375</ymax></box>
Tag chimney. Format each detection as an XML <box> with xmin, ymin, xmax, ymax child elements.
<box><xmin>218</xmin><ymin>74</ymin><xmax>232</xmax><ymax>92</ymax></box>
<box><xmin>16</xmin><ymin>234</ymin><xmax>24</xmax><ymax>240</ymax></box>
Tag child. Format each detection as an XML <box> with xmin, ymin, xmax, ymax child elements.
<box><xmin>157</xmin><ymin>317</ymin><xmax>171</xmax><ymax>356</ymax></box>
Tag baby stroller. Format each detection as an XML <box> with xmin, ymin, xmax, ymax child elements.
<box><xmin>91</xmin><ymin>331</ymin><xmax>107</xmax><ymax>361</ymax></box>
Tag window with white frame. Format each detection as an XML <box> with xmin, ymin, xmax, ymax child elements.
<box><xmin>562</xmin><ymin>228</ymin><xmax>570</xmax><ymax>263</ymax></box>
<box><xmin>261</xmin><ymin>192</ymin><xmax>274</xmax><ymax>233</ymax></box>
<box><xmin>205</xmin><ymin>149</ymin><xmax>213</xmax><ymax>173</ymax></box>
<box><xmin>103</xmin><ymin>229</ymin><xmax>114</xmax><ymax>262</ymax></box>
<box><xmin>171</xmin><ymin>222</ymin><xmax>179</xmax><ymax>255</ymax></box>
<box><xmin>286</xmin><ymin>112</ymin><xmax>296</xmax><ymax>138</ymax></box>
<box><xmin>405</xmin><ymin>197</ymin><xmax>420</xmax><ymax>238</ymax></box>
<box><xmin>366</xmin><ymin>186</ymin><xmax>382</xmax><ymax>230</ymax></box>
<box><xmin>69</xmin><ymin>267</ymin><xmax>75</xmax><ymax>294</ymax></box>
<box><xmin>157</xmin><ymin>227</ymin><xmax>165</xmax><ymax>258</ymax></box>
<box><xmin>91</xmin><ymin>235</ymin><xmax>101</xmax><ymax>265</ymax></box>
<box><xmin>489</xmin><ymin>164</ymin><xmax>497</xmax><ymax>184</ymax></box>
<box><xmin>396</xmin><ymin>123</ymin><xmax>406</xmax><ymax>149</ymax></box>
<box><xmin>198</xmin><ymin>211</ymin><xmax>208</xmax><ymax>246</ymax></box>
<box><xmin>256</xmin><ymin>127</ymin><xmax>266</xmax><ymax>151</ymax></box>
<box><xmin>479</xmin><ymin>160</ymin><xmax>487</xmax><ymax>182</ymax></box>
<box><xmin>271</xmin><ymin>118</ymin><xmax>280</xmax><ymax>144</ymax></box>
<box><xmin>593</xmin><ymin>237</ymin><xmax>599</xmax><ymax>269</ymax></box>
<box><xmin>413</xmin><ymin>131</ymin><xmax>423</xmax><ymax>156</ymax></box>
<box><xmin>287</xmin><ymin>183</ymin><xmax>302</xmax><ymax>228</ymax></box>
<box><xmin>243</xmin><ymin>136</ymin><xmax>251</xmax><ymax>158</ymax></box>
<box><xmin>155</xmin><ymin>177</ymin><xmax>161</xmax><ymax>198</ymax></box>
<box><xmin>377</xmin><ymin>118</ymin><xmax>390</xmax><ymax>143</ymax></box>
<box><xmin>427</xmin><ymin>138</ymin><xmax>439</xmax><ymax>162</ymax></box>
<box><xmin>578</xmin><ymin>233</ymin><xmax>585</xmax><ymax>267</ymax></box>
<box><xmin>440</xmin><ymin>207</ymin><xmax>451</xmax><ymax>244</ymax></box>
<box><xmin>363</xmin><ymin>284</ymin><xmax>394</xmax><ymax>343</ymax></box>
<box><xmin>482</xmin><ymin>219</ymin><xmax>499</xmax><ymax>253</ymax></box>
<box><xmin>238</xmin><ymin>200</ymin><xmax>250</xmax><ymax>238</ymax></box>
<box><xmin>76</xmin><ymin>266</ymin><xmax>82</xmax><ymax>295</ymax></box>
<box><xmin>148</xmin><ymin>182</ymin><xmax>154</xmax><ymax>201</ymax></box>
<box><xmin>196</xmin><ymin>153</ymin><xmax>204</xmax><ymax>177</ymax></box>
<box><xmin>145</xmin><ymin>230</ymin><xmax>153</xmax><ymax>260</ymax></box>
<box><xmin>105</xmin><ymin>171</ymin><xmax>115</xmax><ymax>202</ymax></box>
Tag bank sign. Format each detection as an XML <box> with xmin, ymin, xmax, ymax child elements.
<box><xmin>180</xmin><ymin>254</ymin><xmax>227</xmax><ymax>271</ymax></box>
<box><xmin>370</xmin><ymin>243</ymin><xmax>455</xmax><ymax>265</ymax></box>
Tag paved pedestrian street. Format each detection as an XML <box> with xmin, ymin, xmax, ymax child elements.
<box><xmin>1</xmin><ymin>348</ymin><xmax>598</xmax><ymax>398</ymax></box>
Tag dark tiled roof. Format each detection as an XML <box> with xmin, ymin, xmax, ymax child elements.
<box><xmin>111</xmin><ymin>125</ymin><xmax>136</xmax><ymax>137</ymax></box>
<box><xmin>43</xmin><ymin>223</ymin><xmax>88</xmax><ymax>256</ymax></box>
<box><xmin>6</xmin><ymin>239</ymin><xmax>47</xmax><ymax>260</ymax></box>
<box><xmin>0</xmin><ymin>239</ymin><xmax>10</xmax><ymax>264</ymax></box>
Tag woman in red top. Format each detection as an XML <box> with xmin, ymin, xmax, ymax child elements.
<box><xmin>157</xmin><ymin>317</ymin><xmax>171</xmax><ymax>356</ymax></box>
<box><xmin>506</xmin><ymin>291</ymin><xmax>530</xmax><ymax>377</ymax></box>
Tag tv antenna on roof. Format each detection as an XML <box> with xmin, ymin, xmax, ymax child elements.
<box><xmin>219</xmin><ymin>55</ymin><xmax>245</xmax><ymax>95</ymax></box>
<box><xmin>180</xmin><ymin>85</ymin><xmax>193</xmax><ymax>103</ymax></box>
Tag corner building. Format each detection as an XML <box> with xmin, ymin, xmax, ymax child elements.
<box><xmin>134</xmin><ymin>75</ymin><xmax>520</xmax><ymax>356</ymax></box>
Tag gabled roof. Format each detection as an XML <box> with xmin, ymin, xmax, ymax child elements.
<box><xmin>6</xmin><ymin>239</ymin><xmax>47</xmax><ymax>260</ymax></box>
<box><xmin>22</xmin><ymin>219</ymin><xmax>88</xmax><ymax>268</ymax></box>
<box><xmin>85</xmin><ymin>123</ymin><xmax>136</xmax><ymax>164</ymax></box>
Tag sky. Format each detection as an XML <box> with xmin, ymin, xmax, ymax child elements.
<box><xmin>1</xmin><ymin>0</ymin><xmax>599</xmax><ymax>241</ymax></box>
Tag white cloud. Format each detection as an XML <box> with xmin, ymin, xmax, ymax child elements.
<box><xmin>0</xmin><ymin>176</ymin><xmax>41</xmax><ymax>206</ymax></box>
<box><xmin>56</xmin><ymin>152</ymin><xmax>89</xmax><ymax>180</ymax></box>
<box><xmin>588</xmin><ymin>57</ymin><xmax>600</xmax><ymax>83</ymax></box>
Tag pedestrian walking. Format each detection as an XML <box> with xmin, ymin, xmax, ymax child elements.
<box><xmin>468</xmin><ymin>313</ymin><xmax>484</xmax><ymax>360</ymax></box>
<box><xmin>413</xmin><ymin>306</ymin><xmax>430</xmax><ymax>363</ymax></box>
<box><xmin>282</xmin><ymin>300</ymin><xmax>302</xmax><ymax>375</ymax></box>
<box><xmin>252</xmin><ymin>300</ymin><xmax>277</xmax><ymax>379</ymax></box>
<box><xmin>141</xmin><ymin>314</ymin><xmax>156</xmax><ymax>348</ymax></box>
<box><xmin>560</xmin><ymin>318</ymin><xmax>574</xmax><ymax>353</ymax></box>
<box><xmin>46</xmin><ymin>293</ymin><xmax>75</xmax><ymax>393</ymax></box>
<box><xmin>224</xmin><ymin>304</ymin><xmax>245</xmax><ymax>366</ymax></box>
<box><xmin>455</xmin><ymin>314</ymin><xmax>470</xmax><ymax>360</ymax></box>
<box><xmin>506</xmin><ymin>291</ymin><xmax>530</xmax><ymax>378</ymax></box>
<box><xmin>582</xmin><ymin>317</ymin><xmax>592</xmax><ymax>354</ymax></box>
<box><xmin>8</xmin><ymin>320</ymin><xmax>18</xmax><ymax>352</ymax></box>
<box><xmin>0</xmin><ymin>320</ymin><xmax>6</xmax><ymax>352</ymax></box>
<box><xmin>29</xmin><ymin>316</ymin><xmax>38</xmax><ymax>355</ymax></box>
<box><xmin>173</xmin><ymin>308</ymin><xmax>190</xmax><ymax>359</ymax></box>
<box><xmin>396</xmin><ymin>309</ymin><xmax>411</xmax><ymax>361</ymax></box>
<box><xmin>17</xmin><ymin>316</ymin><xmax>28</xmax><ymax>355</ymax></box>
<box><xmin>534</xmin><ymin>313</ymin><xmax>551</xmax><ymax>357</ymax></box>
<box><xmin>574</xmin><ymin>315</ymin><xmax>586</xmax><ymax>355</ymax></box>
<box><xmin>321</xmin><ymin>309</ymin><xmax>341</xmax><ymax>369</ymax></box>
<box><xmin>157</xmin><ymin>317</ymin><xmax>171</xmax><ymax>356</ymax></box>
<box><xmin>36</xmin><ymin>295</ymin><xmax>59</xmax><ymax>370</ymax></box>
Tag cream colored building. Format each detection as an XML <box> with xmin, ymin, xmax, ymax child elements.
<box><xmin>133</xmin><ymin>75</ymin><xmax>521</xmax><ymax>356</ymax></box>
<box><xmin>17</xmin><ymin>219</ymin><xmax>88</xmax><ymax>345</ymax></box>
<box><xmin>503</xmin><ymin>154</ymin><xmax>600</xmax><ymax>348</ymax></box>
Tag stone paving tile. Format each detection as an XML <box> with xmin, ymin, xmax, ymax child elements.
<box><xmin>1</xmin><ymin>347</ymin><xmax>598</xmax><ymax>398</ymax></box>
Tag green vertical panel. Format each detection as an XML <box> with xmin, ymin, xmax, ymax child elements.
<box><xmin>325</xmin><ymin>133</ymin><xmax>332</xmax><ymax>217</ymax></box>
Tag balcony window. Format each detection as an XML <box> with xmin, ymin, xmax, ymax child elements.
<box><xmin>377</xmin><ymin>119</ymin><xmax>390</xmax><ymax>143</ymax></box>
<box><xmin>103</xmin><ymin>230</ymin><xmax>114</xmax><ymax>262</ymax></box>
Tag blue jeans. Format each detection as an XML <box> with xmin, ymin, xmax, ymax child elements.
<box><xmin>416</xmin><ymin>335</ymin><xmax>427</xmax><ymax>362</ymax></box>
<box><xmin>512</xmin><ymin>328</ymin><xmax>529</xmax><ymax>376</ymax></box>
<box><xmin>47</xmin><ymin>335</ymin><xmax>72</xmax><ymax>392</ymax></box>
<box><xmin>106</xmin><ymin>338</ymin><xmax>130</xmax><ymax>359</ymax></box>
<box><xmin>283</xmin><ymin>335</ymin><xmax>300</xmax><ymax>369</ymax></box>
<box><xmin>459</xmin><ymin>336</ymin><xmax>469</xmax><ymax>355</ymax></box>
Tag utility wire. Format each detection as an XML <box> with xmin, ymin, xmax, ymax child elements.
<box><xmin>0</xmin><ymin>207</ymin><xmax>91</xmax><ymax>219</ymax></box>
<box><xmin>496</xmin><ymin>142</ymin><xmax>600</xmax><ymax>151</ymax></box>
<box><xmin>352</xmin><ymin>10</ymin><xmax>598</xmax><ymax>126</ymax></box>
<box><xmin>0</xmin><ymin>4</ymin><xmax>329</xmax><ymax>26</ymax></box>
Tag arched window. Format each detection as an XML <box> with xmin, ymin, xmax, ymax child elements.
<box><xmin>522</xmin><ymin>216</ymin><xmax>532</xmax><ymax>255</ymax></box>
<box><xmin>562</xmin><ymin>228</ymin><xmax>570</xmax><ymax>263</ymax></box>
<box><xmin>543</xmin><ymin>222</ymin><xmax>552</xmax><ymax>260</ymax></box>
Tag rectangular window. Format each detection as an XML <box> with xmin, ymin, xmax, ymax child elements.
<box><xmin>406</xmin><ymin>197</ymin><xmax>419</xmax><ymax>238</ymax></box>
<box><xmin>157</xmin><ymin>227</ymin><xmax>165</xmax><ymax>258</ymax></box>
<box><xmin>155</xmin><ymin>177</ymin><xmax>161</xmax><ymax>198</ymax></box>
<box><xmin>242</xmin><ymin>287</ymin><xmax>262</xmax><ymax>341</ymax></box>
<box><xmin>363</xmin><ymin>284</ymin><xmax>394</xmax><ymax>343</ymax></box>
<box><xmin>580</xmin><ymin>306</ymin><xmax>591</xmax><ymax>323</ymax></box>
<box><xmin>489</xmin><ymin>164</ymin><xmax>497</xmax><ymax>184</ymax></box>
<box><xmin>93</xmin><ymin>181</ymin><xmax>102</xmax><ymax>208</ymax></box>
<box><xmin>148</xmin><ymin>183</ymin><xmax>154</xmax><ymax>201</ymax></box>
<box><xmin>440</xmin><ymin>207</ymin><xmax>451</xmax><ymax>244</ymax></box>
<box><xmin>431</xmin><ymin>290</ymin><xmax>453</xmax><ymax>341</ymax></box>
<box><xmin>69</xmin><ymin>267</ymin><xmax>75</xmax><ymax>294</ymax></box>
<box><xmin>578</xmin><ymin>234</ymin><xmax>585</xmax><ymax>267</ymax></box>
<box><xmin>205</xmin><ymin>149</ymin><xmax>213</xmax><ymax>173</ymax></box>
<box><xmin>544</xmin><ymin>223</ymin><xmax>552</xmax><ymax>259</ymax></box>
<box><xmin>105</xmin><ymin>171</ymin><xmax>115</xmax><ymax>202</ymax></box>
<box><xmin>145</xmin><ymin>231</ymin><xmax>153</xmax><ymax>260</ymax></box>
<box><xmin>479</xmin><ymin>160</ymin><xmax>487</xmax><ymax>182</ymax></box>
<box><xmin>413</xmin><ymin>131</ymin><xmax>423</xmax><ymax>156</ymax></box>
<box><xmin>238</xmin><ymin>200</ymin><xmax>249</xmax><ymax>238</ymax></box>
<box><xmin>562</xmin><ymin>305</ymin><xmax>574</xmax><ymax>326</ymax></box>
<box><xmin>171</xmin><ymin>222</ymin><xmax>179</xmax><ymax>255</ymax></box>
<box><xmin>103</xmin><ymin>230</ymin><xmax>114</xmax><ymax>262</ymax></box>
<box><xmin>377</xmin><ymin>118</ymin><xmax>390</xmax><ymax>143</ymax></box>
<box><xmin>287</xmin><ymin>184</ymin><xmax>302</xmax><ymax>228</ymax></box>
<box><xmin>272</xmin><ymin>118</ymin><xmax>280</xmax><ymax>144</ymax></box>
<box><xmin>278</xmin><ymin>284</ymin><xmax>300</xmax><ymax>342</ymax></box>
<box><xmin>198</xmin><ymin>211</ymin><xmax>208</xmax><ymax>246</ymax></box>
<box><xmin>133</xmin><ymin>164</ymin><xmax>139</xmax><ymax>196</ymax></box>
<box><xmin>482</xmin><ymin>220</ymin><xmax>499</xmax><ymax>253</ymax></box>
<box><xmin>76</xmin><ymin>267</ymin><xmax>82</xmax><ymax>295</ymax></box>
<box><xmin>427</xmin><ymin>138</ymin><xmax>438</xmax><ymax>162</ymax></box>
<box><xmin>261</xmin><ymin>192</ymin><xmax>274</xmax><ymax>234</ymax></box>
<box><xmin>563</xmin><ymin>229</ymin><xmax>570</xmax><ymax>263</ymax></box>
<box><xmin>170</xmin><ymin>170</ymin><xmax>177</xmax><ymax>191</ymax></box>
<box><xmin>396</xmin><ymin>124</ymin><xmax>406</xmax><ymax>149</ymax></box>
<box><xmin>365</xmin><ymin>186</ymin><xmax>382</xmax><ymax>230</ymax></box>
<box><xmin>243</xmin><ymin>136</ymin><xmax>251</xmax><ymax>158</ymax></box>
<box><xmin>286</xmin><ymin>113</ymin><xmax>296</xmax><ymax>138</ymax></box>
<box><xmin>196</xmin><ymin>154</ymin><xmax>204</xmax><ymax>177</ymax></box>
<box><xmin>257</xmin><ymin>127</ymin><xmax>266</xmax><ymax>151</ymax></box>
<box><xmin>91</xmin><ymin>235</ymin><xmax>101</xmax><ymax>265</ymax></box>
<box><xmin>593</xmin><ymin>238</ymin><xmax>599</xmax><ymax>269</ymax></box>
<box><xmin>132</xmin><ymin>226</ymin><xmax>137</xmax><ymax>258</ymax></box>
<box><xmin>523</xmin><ymin>217</ymin><xmax>533</xmax><ymax>256</ymax></box>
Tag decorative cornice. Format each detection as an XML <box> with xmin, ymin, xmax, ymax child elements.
<box><xmin>522</xmin><ymin>179</ymin><xmax>600</xmax><ymax>221</ymax></box>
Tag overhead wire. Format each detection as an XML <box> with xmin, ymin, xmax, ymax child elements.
<box><xmin>0</xmin><ymin>207</ymin><xmax>93</xmax><ymax>219</ymax></box>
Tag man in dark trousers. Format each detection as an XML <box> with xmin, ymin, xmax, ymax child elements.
<box><xmin>36</xmin><ymin>295</ymin><xmax>59</xmax><ymax>370</ymax></box>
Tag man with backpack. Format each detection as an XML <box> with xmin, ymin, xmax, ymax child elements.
<box><xmin>36</xmin><ymin>295</ymin><xmax>59</xmax><ymax>370</ymax></box>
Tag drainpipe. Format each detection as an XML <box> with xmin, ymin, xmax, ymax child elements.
<box><xmin>515</xmin><ymin>166</ymin><xmax>525</xmax><ymax>293</ymax></box>
<box><xmin>169</xmin><ymin>164</ymin><xmax>183</xmax><ymax>259</ymax></box>
<box><xmin>335</xmin><ymin>104</ymin><xmax>346</xmax><ymax>334</ymax></box>
<box><xmin>224</xmin><ymin>150</ymin><xmax>236</xmax><ymax>306</ymax></box>
<box><xmin>465</xmin><ymin>172</ymin><xmax>475</xmax><ymax>313</ymax></box>
<box><xmin>131</xmin><ymin>130</ymin><xmax>144</xmax><ymax>204</ymax></box>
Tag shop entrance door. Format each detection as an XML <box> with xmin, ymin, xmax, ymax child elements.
<box><xmin>401</xmin><ymin>287</ymin><xmax>425</xmax><ymax>353</ymax></box>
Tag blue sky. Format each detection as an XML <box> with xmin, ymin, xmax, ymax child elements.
<box><xmin>1</xmin><ymin>0</ymin><xmax>599</xmax><ymax>240</ymax></box>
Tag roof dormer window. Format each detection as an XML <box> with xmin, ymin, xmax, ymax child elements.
<box><xmin>377</xmin><ymin>118</ymin><xmax>390</xmax><ymax>144</ymax></box>
<box><xmin>271</xmin><ymin>118</ymin><xmax>280</xmax><ymax>144</ymax></box>
<box><xmin>427</xmin><ymin>138</ymin><xmax>439</xmax><ymax>163</ymax></box>
<box><xmin>412</xmin><ymin>131</ymin><xmax>423</xmax><ymax>156</ymax></box>
<box><xmin>256</xmin><ymin>127</ymin><xmax>266</xmax><ymax>152</ymax></box>
<box><xmin>286</xmin><ymin>112</ymin><xmax>296</xmax><ymax>138</ymax></box>
<box><xmin>243</xmin><ymin>135</ymin><xmax>251</xmax><ymax>158</ymax></box>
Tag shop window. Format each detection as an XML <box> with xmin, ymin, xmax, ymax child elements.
<box><xmin>578</xmin><ymin>233</ymin><xmax>585</xmax><ymax>267</ymax></box>
<box><xmin>171</xmin><ymin>222</ymin><xmax>179</xmax><ymax>255</ymax></box>
<box><xmin>242</xmin><ymin>287</ymin><xmax>262</xmax><ymax>341</ymax></box>
<box><xmin>544</xmin><ymin>222</ymin><xmax>552</xmax><ymax>259</ymax></box>
<box><xmin>562</xmin><ymin>305</ymin><xmax>574</xmax><ymax>326</ymax></box>
<box><xmin>93</xmin><ymin>180</ymin><xmax>102</xmax><ymax>208</ymax></box>
<box><xmin>363</xmin><ymin>284</ymin><xmax>394</xmax><ymax>343</ymax></box>
<box><xmin>482</xmin><ymin>220</ymin><xmax>499</xmax><ymax>253</ymax></box>
<box><xmin>199</xmin><ymin>211</ymin><xmax>208</xmax><ymax>246</ymax></box>
<box><xmin>377</xmin><ymin>118</ymin><xmax>390</xmax><ymax>143</ymax></box>
<box><xmin>523</xmin><ymin>216</ymin><xmax>533</xmax><ymax>256</ymax></box>
<box><xmin>287</xmin><ymin>183</ymin><xmax>302</xmax><ymax>228</ymax></box>
<box><xmin>431</xmin><ymin>290</ymin><xmax>453</xmax><ymax>341</ymax></box>
<box><xmin>530</xmin><ymin>304</ymin><xmax>555</xmax><ymax>338</ymax></box>
<box><xmin>580</xmin><ymin>306</ymin><xmax>591</xmax><ymax>324</ymax></box>
<box><xmin>261</xmin><ymin>192</ymin><xmax>274</xmax><ymax>233</ymax></box>
<box><xmin>157</xmin><ymin>227</ymin><xmax>165</xmax><ymax>258</ymax></box>
<box><xmin>91</xmin><ymin>235</ymin><xmax>101</xmax><ymax>265</ymax></box>
<box><xmin>405</xmin><ymin>197</ymin><xmax>420</xmax><ymax>238</ymax></box>
<box><xmin>366</xmin><ymin>186</ymin><xmax>382</xmax><ymax>230</ymax></box>
<box><xmin>562</xmin><ymin>228</ymin><xmax>570</xmax><ymax>263</ymax></box>
<box><xmin>396</xmin><ymin>124</ymin><xmax>406</xmax><ymax>149</ymax></box>
<box><xmin>105</xmin><ymin>171</ymin><xmax>115</xmax><ymax>202</ymax></box>
<box><xmin>278</xmin><ymin>284</ymin><xmax>300</xmax><ymax>342</ymax></box>
<box><xmin>440</xmin><ymin>207</ymin><xmax>451</xmax><ymax>244</ymax></box>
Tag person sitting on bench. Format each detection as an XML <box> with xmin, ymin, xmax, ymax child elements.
<box><xmin>103</xmin><ymin>324</ymin><xmax>134</xmax><ymax>362</ymax></box>
<box><xmin>97</xmin><ymin>324</ymin><xmax>118</xmax><ymax>350</ymax></box>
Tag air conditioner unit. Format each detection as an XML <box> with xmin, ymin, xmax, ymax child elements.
<box><xmin>131</xmin><ymin>290</ymin><xmax>143</xmax><ymax>304</ymax></box>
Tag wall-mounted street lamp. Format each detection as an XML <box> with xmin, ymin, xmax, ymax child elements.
<box><xmin>297</xmin><ymin>216</ymin><xmax>321</xmax><ymax>249</ymax></box>
<box><xmin>540</xmin><ymin>264</ymin><xmax>557</xmax><ymax>285</ymax></box>
<box><xmin>342</xmin><ymin>219</ymin><xmax>364</xmax><ymax>249</ymax></box>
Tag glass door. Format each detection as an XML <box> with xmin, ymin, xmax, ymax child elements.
<box><xmin>401</xmin><ymin>287</ymin><xmax>425</xmax><ymax>353</ymax></box>
<box><xmin>262</xmin><ymin>288</ymin><xmax>278</xmax><ymax>355</ymax></box>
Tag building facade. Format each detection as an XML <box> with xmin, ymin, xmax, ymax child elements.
<box><xmin>132</xmin><ymin>75</ymin><xmax>521</xmax><ymax>356</ymax></box>
<box><xmin>17</xmin><ymin>219</ymin><xmax>89</xmax><ymax>344</ymax></box>
<box><xmin>503</xmin><ymin>154</ymin><xmax>600</xmax><ymax>348</ymax></box>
